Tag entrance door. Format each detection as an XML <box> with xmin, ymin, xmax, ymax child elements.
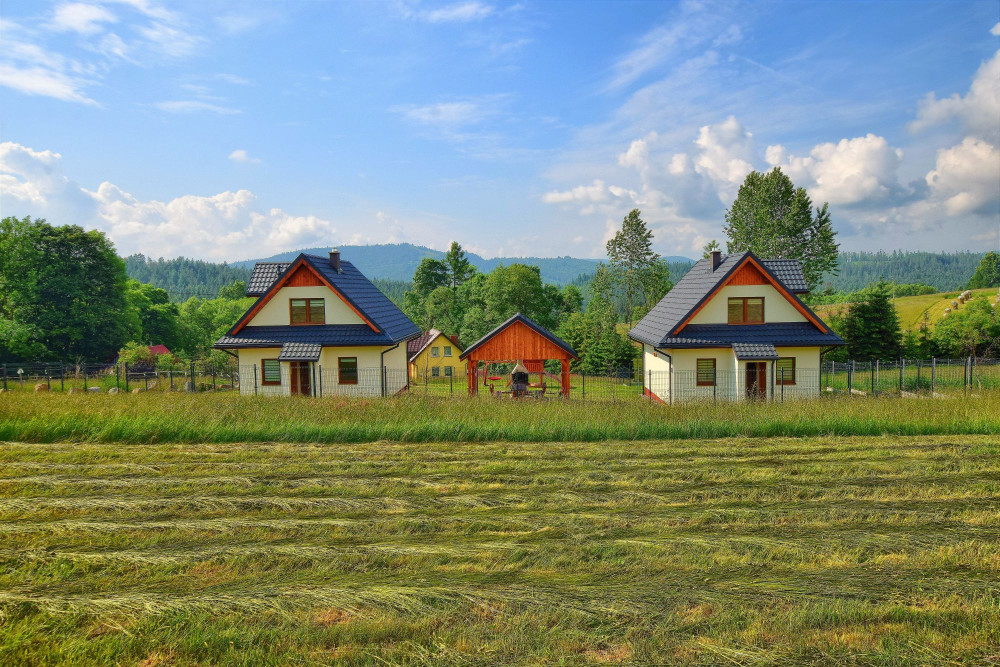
<box><xmin>290</xmin><ymin>361</ymin><xmax>311</xmax><ymax>396</ymax></box>
<box><xmin>745</xmin><ymin>362</ymin><xmax>767</xmax><ymax>400</ymax></box>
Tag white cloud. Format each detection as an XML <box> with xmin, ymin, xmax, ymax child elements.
<box><xmin>925</xmin><ymin>137</ymin><xmax>1000</xmax><ymax>216</ymax></box>
<box><xmin>228</xmin><ymin>149</ymin><xmax>261</xmax><ymax>164</ymax></box>
<box><xmin>414</xmin><ymin>2</ymin><xmax>494</xmax><ymax>23</ymax></box>
<box><xmin>49</xmin><ymin>3</ymin><xmax>118</xmax><ymax>34</ymax></box>
<box><xmin>766</xmin><ymin>134</ymin><xmax>904</xmax><ymax>206</ymax></box>
<box><xmin>542</xmin><ymin>179</ymin><xmax>610</xmax><ymax>204</ymax></box>
<box><xmin>397</xmin><ymin>100</ymin><xmax>489</xmax><ymax>126</ymax></box>
<box><xmin>910</xmin><ymin>48</ymin><xmax>1000</xmax><ymax>141</ymax></box>
<box><xmin>1</xmin><ymin>141</ymin><xmax>338</xmax><ymax>261</ymax></box>
<box><xmin>153</xmin><ymin>100</ymin><xmax>241</xmax><ymax>115</ymax></box>
<box><xmin>691</xmin><ymin>115</ymin><xmax>756</xmax><ymax>197</ymax></box>
<box><xmin>991</xmin><ymin>22</ymin><xmax>1000</xmax><ymax>36</ymax></box>
<box><xmin>0</xmin><ymin>63</ymin><xmax>98</xmax><ymax>105</ymax></box>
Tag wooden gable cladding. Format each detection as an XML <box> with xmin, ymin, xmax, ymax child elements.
<box><xmin>464</xmin><ymin>321</ymin><xmax>571</xmax><ymax>363</ymax></box>
<box><xmin>284</xmin><ymin>264</ymin><xmax>324</xmax><ymax>287</ymax></box>
<box><xmin>728</xmin><ymin>262</ymin><xmax>768</xmax><ymax>286</ymax></box>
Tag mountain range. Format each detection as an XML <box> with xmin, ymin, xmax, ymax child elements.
<box><xmin>234</xmin><ymin>243</ymin><xmax>694</xmax><ymax>285</ymax></box>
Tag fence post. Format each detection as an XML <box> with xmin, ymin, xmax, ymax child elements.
<box><xmin>60</xmin><ymin>367</ymin><xmax>64</xmax><ymax>392</ymax></box>
<box><xmin>124</xmin><ymin>362</ymin><xmax>129</xmax><ymax>393</ymax></box>
<box><xmin>212</xmin><ymin>365</ymin><xmax>216</xmax><ymax>391</ymax></box>
<box><xmin>967</xmin><ymin>356</ymin><xmax>973</xmax><ymax>392</ymax></box>
<box><xmin>1</xmin><ymin>364</ymin><xmax>6</xmax><ymax>391</ymax></box>
<box><xmin>449</xmin><ymin>371</ymin><xmax>453</xmax><ymax>396</ymax></box>
<box><xmin>668</xmin><ymin>366</ymin><xmax>673</xmax><ymax>406</ymax></box>
<box><xmin>253</xmin><ymin>364</ymin><xmax>258</xmax><ymax>396</ymax></box>
<box><xmin>46</xmin><ymin>368</ymin><xmax>51</xmax><ymax>391</ymax></box>
<box><xmin>318</xmin><ymin>365</ymin><xmax>323</xmax><ymax>397</ymax></box>
<box><xmin>84</xmin><ymin>368</ymin><xmax>88</xmax><ymax>390</ymax></box>
<box><xmin>116</xmin><ymin>363</ymin><xmax>121</xmax><ymax>390</ymax></box>
<box><xmin>931</xmin><ymin>357</ymin><xmax>936</xmax><ymax>394</ymax></box>
<box><xmin>713</xmin><ymin>368</ymin><xmax>717</xmax><ymax>403</ymax></box>
<box><xmin>899</xmin><ymin>358</ymin><xmax>903</xmax><ymax>392</ymax></box>
<box><xmin>870</xmin><ymin>361</ymin><xmax>875</xmax><ymax>395</ymax></box>
<box><xmin>382</xmin><ymin>366</ymin><xmax>387</xmax><ymax>398</ymax></box>
<box><xmin>849</xmin><ymin>361</ymin><xmax>855</xmax><ymax>395</ymax></box>
<box><xmin>582</xmin><ymin>371</ymin><xmax>586</xmax><ymax>399</ymax></box>
<box><xmin>780</xmin><ymin>368</ymin><xmax>784</xmax><ymax>402</ymax></box>
<box><xmin>648</xmin><ymin>369</ymin><xmax>652</xmax><ymax>402</ymax></box>
<box><xmin>145</xmin><ymin>372</ymin><xmax>149</xmax><ymax>392</ymax></box>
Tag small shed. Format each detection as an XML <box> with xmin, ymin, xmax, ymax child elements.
<box><xmin>459</xmin><ymin>313</ymin><xmax>578</xmax><ymax>397</ymax></box>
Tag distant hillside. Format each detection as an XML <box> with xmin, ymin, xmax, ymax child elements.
<box><xmin>235</xmin><ymin>243</ymin><xmax>694</xmax><ymax>286</ymax></box>
<box><xmin>822</xmin><ymin>251</ymin><xmax>984</xmax><ymax>292</ymax></box>
<box><xmin>813</xmin><ymin>287</ymin><xmax>997</xmax><ymax>332</ymax></box>
<box><xmin>125</xmin><ymin>254</ymin><xmax>251</xmax><ymax>301</ymax></box>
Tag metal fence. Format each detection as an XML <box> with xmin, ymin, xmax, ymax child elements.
<box><xmin>821</xmin><ymin>358</ymin><xmax>1000</xmax><ymax>395</ymax></box>
<box><xmin>0</xmin><ymin>360</ymin><xmax>238</xmax><ymax>393</ymax></box>
<box><xmin>237</xmin><ymin>365</ymin><xmax>408</xmax><ymax>398</ymax></box>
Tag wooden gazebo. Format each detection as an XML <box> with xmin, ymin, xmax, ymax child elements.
<box><xmin>459</xmin><ymin>313</ymin><xmax>578</xmax><ymax>397</ymax></box>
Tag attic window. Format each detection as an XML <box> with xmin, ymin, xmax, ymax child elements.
<box><xmin>728</xmin><ymin>297</ymin><xmax>764</xmax><ymax>324</ymax></box>
<box><xmin>290</xmin><ymin>298</ymin><xmax>325</xmax><ymax>325</ymax></box>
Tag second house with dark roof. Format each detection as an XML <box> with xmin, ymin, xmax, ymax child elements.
<box><xmin>214</xmin><ymin>249</ymin><xmax>421</xmax><ymax>396</ymax></box>
<box><xmin>629</xmin><ymin>250</ymin><xmax>843</xmax><ymax>403</ymax></box>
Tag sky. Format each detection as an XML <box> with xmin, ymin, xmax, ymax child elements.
<box><xmin>1</xmin><ymin>0</ymin><xmax>998</xmax><ymax>263</ymax></box>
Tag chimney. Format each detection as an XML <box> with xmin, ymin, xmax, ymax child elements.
<box><xmin>449</xmin><ymin>335</ymin><xmax>459</xmax><ymax>346</ymax></box>
<box><xmin>710</xmin><ymin>250</ymin><xmax>722</xmax><ymax>271</ymax></box>
<box><xmin>329</xmin><ymin>247</ymin><xmax>341</xmax><ymax>273</ymax></box>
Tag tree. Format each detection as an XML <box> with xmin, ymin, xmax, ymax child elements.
<box><xmin>932</xmin><ymin>297</ymin><xmax>1000</xmax><ymax>359</ymax></box>
<box><xmin>968</xmin><ymin>252</ymin><xmax>1000</xmax><ymax>289</ymax></box>
<box><xmin>124</xmin><ymin>280</ymin><xmax>182</xmax><ymax>350</ymax></box>
<box><xmin>723</xmin><ymin>167</ymin><xmax>838</xmax><ymax>291</ymax></box>
<box><xmin>0</xmin><ymin>216</ymin><xmax>134</xmax><ymax>361</ymax></box>
<box><xmin>403</xmin><ymin>257</ymin><xmax>450</xmax><ymax>327</ymax></box>
<box><xmin>840</xmin><ymin>281</ymin><xmax>903</xmax><ymax>360</ymax></box>
<box><xmin>218</xmin><ymin>280</ymin><xmax>247</xmax><ymax>300</ymax></box>
<box><xmin>702</xmin><ymin>239</ymin><xmax>721</xmax><ymax>259</ymax></box>
<box><xmin>444</xmin><ymin>242</ymin><xmax>476</xmax><ymax>289</ymax></box>
<box><xmin>606</xmin><ymin>209</ymin><xmax>660</xmax><ymax>326</ymax></box>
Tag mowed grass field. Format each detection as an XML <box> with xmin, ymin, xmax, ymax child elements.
<box><xmin>1</xmin><ymin>435</ymin><xmax>999</xmax><ymax>665</ymax></box>
<box><xmin>812</xmin><ymin>287</ymin><xmax>998</xmax><ymax>331</ymax></box>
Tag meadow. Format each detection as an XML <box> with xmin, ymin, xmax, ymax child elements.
<box><xmin>812</xmin><ymin>287</ymin><xmax>997</xmax><ymax>331</ymax></box>
<box><xmin>1</xmin><ymin>434</ymin><xmax>999</xmax><ymax>665</ymax></box>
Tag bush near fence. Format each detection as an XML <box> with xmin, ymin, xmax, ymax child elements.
<box><xmin>0</xmin><ymin>360</ymin><xmax>239</xmax><ymax>393</ymax></box>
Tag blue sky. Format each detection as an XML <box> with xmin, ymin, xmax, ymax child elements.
<box><xmin>1</xmin><ymin>0</ymin><xmax>998</xmax><ymax>262</ymax></box>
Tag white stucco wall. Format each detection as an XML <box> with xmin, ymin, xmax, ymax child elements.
<box><xmin>689</xmin><ymin>285</ymin><xmax>808</xmax><ymax>325</ymax></box>
<box><xmin>247</xmin><ymin>286</ymin><xmax>365</xmax><ymax>327</ymax></box>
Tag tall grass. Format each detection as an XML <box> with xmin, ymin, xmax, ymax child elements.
<box><xmin>1</xmin><ymin>391</ymin><xmax>999</xmax><ymax>443</ymax></box>
<box><xmin>1</xmin><ymin>436</ymin><xmax>998</xmax><ymax>664</ymax></box>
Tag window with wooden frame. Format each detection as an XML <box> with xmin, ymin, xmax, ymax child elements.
<box><xmin>431</xmin><ymin>366</ymin><xmax>440</xmax><ymax>377</ymax></box>
<box><xmin>289</xmin><ymin>298</ymin><xmax>325</xmax><ymax>325</ymax></box>
<box><xmin>261</xmin><ymin>359</ymin><xmax>281</xmax><ymax>385</ymax></box>
<box><xmin>444</xmin><ymin>365</ymin><xmax>453</xmax><ymax>376</ymax></box>
<box><xmin>727</xmin><ymin>297</ymin><xmax>764</xmax><ymax>324</ymax></box>
<box><xmin>443</xmin><ymin>345</ymin><xmax>452</xmax><ymax>357</ymax></box>
<box><xmin>696</xmin><ymin>358</ymin><xmax>716</xmax><ymax>386</ymax></box>
<box><xmin>431</xmin><ymin>346</ymin><xmax>440</xmax><ymax>357</ymax></box>
<box><xmin>776</xmin><ymin>357</ymin><xmax>796</xmax><ymax>385</ymax></box>
<box><xmin>338</xmin><ymin>357</ymin><xmax>358</xmax><ymax>385</ymax></box>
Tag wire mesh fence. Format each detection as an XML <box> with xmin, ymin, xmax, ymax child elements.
<box><xmin>821</xmin><ymin>358</ymin><xmax>1000</xmax><ymax>396</ymax></box>
<box><xmin>236</xmin><ymin>365</ymin><xmax>408</xmax><ymax>398</ymax></box>
<box><xmin>0</xmin><ymin>360</ymin><xmax>239</xmax><ymax>394</ymax></box>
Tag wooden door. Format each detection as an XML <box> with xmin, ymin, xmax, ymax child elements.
<box><xmin>745</xmin><ymin>362</ymin><xmax>766</xmax><ymax>400</ymax></box>
<box><xmin>290</xmin><ymin>362</ymin><xmax>311</xmax><ymax>396</ymax></box>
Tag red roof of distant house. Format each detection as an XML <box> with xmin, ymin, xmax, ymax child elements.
<box><xmin>148</xmin><ymin>345</ymin><xmax>171</xmax><ymax>356</ymax></box>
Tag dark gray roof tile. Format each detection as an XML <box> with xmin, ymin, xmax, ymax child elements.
<box><xmin>732</xmin><ymin>342</ymin><xmax>780</xmax><ymax>359</ymax></box>
<box><xmin>657</xmin><ymin>323</ymin><xmax>843</xmax><ymax>347</ymax></box>
<box><xmin>278</xmin><ymin>342</ymin><xmax>322</xmax><ymax>361</ymax></box>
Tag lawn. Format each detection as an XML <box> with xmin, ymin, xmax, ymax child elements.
<box><xmin>1</xmin><ymin>435</ymin><xmax>998</xmax><ymax>665</ymax></box>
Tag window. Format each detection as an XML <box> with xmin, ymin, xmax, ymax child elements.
<box><xmin>696</xmin><ymin>359</ymin><xmax>716</xmax><ymax>386</ymax></box>
<box><xmin>444</xmin><ymin>365</ymin><xmax>453</xmax><ymax>376</ymax></box>
<box><xmin>776</xmin><ymin>357</ymin><xmax>796</xmax><ymax>385</ymax></box>
<box><xmin>727</xmin><ymin>297</ymin><xmax>764</xmax><ymax>324</ymax></box>
<box><xmin>431</xmin><ymin>366</ymin><xmax>440</xmax><ymax>377</ymax></box>
<box><xmin>290</xmin><ymin>298</ymin><xmax>325</xmax><ymax>325</ymax></box>
<box><xmin>443</xmin><ymin>345</ymin><xmax>452</xmax><ymax>357</ymax></box>
<box><xmin>261</xmin><ymin>359</ymin><xmax>281</xmax><ymax>385</ymax></box>
<box><xmin>431</xmin><ymin>346</ymin><xmax>439</xmax><ymax>357</ymax></box>
<box><xmin>338</xmin><ymin>357</ymin><xmax>358</xmax><ymax>385</ymax></box>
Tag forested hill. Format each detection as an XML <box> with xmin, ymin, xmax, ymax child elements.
<box><xmin>822</xmin><ymin>251</ymin><xmax>985</xmax><ymax>292</ymax></box>
<box><xmin>124</xmin><ymin>255</ymin><xmax>251</xmax><ymax>301</ymax></box>
<box><xmin>234</xmin><ymin>243</ymin><xmax>693</xmax><ymax>286</ymax></box>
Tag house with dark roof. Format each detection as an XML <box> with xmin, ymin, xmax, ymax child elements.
<box><xmin>407</xmin><ymin>328</ymin><xmax>466</xmax><ymax>381</ymax></box>
<box><xmin>629</xmin><ymin>251</ymin><xmax>843</xmax><ymax>403</ymax></box>
<box><xmin>214</xmin><ymin>249</ymin><xmax>420</xmax><ymax>396</ymax></box>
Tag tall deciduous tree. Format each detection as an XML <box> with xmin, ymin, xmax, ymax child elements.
<box><xmin>0</xmin><ymin>216</ymin><xmax>134</xmax><ymax>361</ymax></box>
<box><xmin>968</xmin><ymin>252</ymin><xmax>1000</xmax><ymax>289</ymax></box>
<box><xmin>723</xmin><ymin>167</ymin><xmax>838</xmax><ymax>291</ymax></box>
<box><xmin>606</xmin><ymin>209</ymin><xmax>660</xmax><ymax>326</ymax></box>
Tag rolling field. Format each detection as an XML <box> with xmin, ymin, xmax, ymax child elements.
<box><xmin>1</xmin><ymin>435</ymin><xmax>999</xmax><ymax>665</ymax></box>
<box><xmin>812</xmin><ymin>287</ymin><xmax>998</xmax><ymax>331</ymax></box>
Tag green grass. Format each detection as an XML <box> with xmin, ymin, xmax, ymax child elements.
<box><xmin>813</xmin><ymin>287</ymin><xmax>998</xmax><ymax>331</ymax></box>
<box><xmin>2</xmin><ymin>391</ymin><xmax>1000</xmax><ymax>443</ymax></box>
<box><xmin>1</xmin><ymin>435</ymin><xmax>999</xmax><ymax>664</ymax></box>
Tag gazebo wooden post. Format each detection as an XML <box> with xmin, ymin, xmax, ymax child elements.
<box><xmin>561</xmin><ymin>359</ymin><xmax>570</xmax><ymax>397</ymax></box>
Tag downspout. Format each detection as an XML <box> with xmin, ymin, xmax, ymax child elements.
<box><xmin>380</xmin><ymin>343</ymin><xmax>400</xmax><ymax>397</ymax></box>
